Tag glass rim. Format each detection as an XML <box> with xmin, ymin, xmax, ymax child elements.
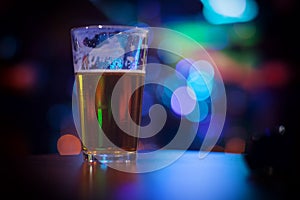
<box><xmin>70</xmin><ymin>24</ymin><xmax>149</xmax><ymax>33</ymax></box>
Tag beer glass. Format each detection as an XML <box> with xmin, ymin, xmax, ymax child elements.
<box><xmin>70</xmin><ymin>25</ymin><xmax>149</xmax><ymax>163</ymax></box>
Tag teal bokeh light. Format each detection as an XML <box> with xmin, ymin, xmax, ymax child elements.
<box><xmin>201</xmin><ymin>0</ymin><xmax>258</xmax><ymax>24</ymax></box>
<box><xmin>187</xmin><ymin>71</ymin><xmax>213</xmax><ymax>101</ymax></box>
<box><xmin>186</xmin><ymin>100</ymin><xmax>209</xmax><ymax>123</ymax></box>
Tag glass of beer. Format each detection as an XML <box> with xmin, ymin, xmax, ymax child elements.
<box><xmin>70</xmin><ymin>25</ymin><xmax>149</xmax><ymax>163</ymax></box>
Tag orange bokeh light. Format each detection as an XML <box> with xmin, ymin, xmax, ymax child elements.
<box><xmin>57</xmin><ymin>134</ymin><xmax>82</xmax><ymax>155</ymax></box>
<box><xmin>225</xmin><ymin>137</ymin><xmax>246</xmax><ymax>154</ymax></box>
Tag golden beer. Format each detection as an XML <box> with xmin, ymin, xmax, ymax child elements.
<box><xmin>75</xmin><ymin>70</ymin><xmax>145</xmax><ymax>159</ymax></box>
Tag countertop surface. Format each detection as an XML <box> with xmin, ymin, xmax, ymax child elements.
<box><xmin>2</xmin><ymin>150</ymin><xmax>292</xmax><ymax>200</ymax></box>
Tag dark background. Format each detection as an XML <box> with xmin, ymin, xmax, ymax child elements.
<box><xmin>0</xmin><ymin>0</ymin><xmax>298</xmax><ymax>158</ymax></box>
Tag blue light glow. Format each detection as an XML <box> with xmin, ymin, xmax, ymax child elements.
<box><xmin>189</xmin><ymin>60</ymin><xmax>215</xmax><ymax>80</ymax></box>
<box><xmin>142</xmin><ymin>90</ymin><xmax>155</xmax><ymax>116</ymax></box>
<box><xmin>156</xmin><ymin>73</ymin><xmax>186</xmax><ymax>107</ymax></box>
<box><xmin>187</xmin><ymin>72</ymin><xmax>213</xmax><ymax>101</ymax></box>
<box><xmin>187</xmin><ymin>60</ymin><xmax>215</xmax><ymax>102</ymax></box>
<box><xmin>201</xmin><ymin>0</ymin><xmax>258</xmax><ymax>24</ymax></box>
<box><xmin>175</xmin><ymin>58</ymin><xmax>195</xmax><ymax>78</ymax></box>
<box><xmin>210</xmin><ymin>0</ymin><xmax>246</xmax><ymax>17</ymax></box>
<box><xmin>139</xmin><ymin>151</ymin><xmax>254</xmax><ymax>200</ymax></box>
<box><xmin>186</xmin><ymin>100</ymin><xmax>209</xmax><ymax>122</ymax></box>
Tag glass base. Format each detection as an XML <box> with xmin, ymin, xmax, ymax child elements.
<box><xmin>82</xmin><ymin>149</ymin><xmax>137</xmax><ymax>164</ymax></box>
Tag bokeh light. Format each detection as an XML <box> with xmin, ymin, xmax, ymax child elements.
<box><xmin>166</xmin><ymin>21</ymin><xmax>229</xmax><ymax>50</ymax></box>
<box><xmin>224</xmin><ymin>125</ymin><xmax>248</xmax><ymax>153</ymax></box>
<box><xmin>156</xmin><ymin>72</ymin><xmax>186</xmax><ymax>108</ymax></box>
<box><xmin>189</xmin><ymin>60</ymin><xmax>215</xmax><ymax>79</ymax></box>
<box><xmin>171</xmin><ymin>86</ymin><xmax>197</xmax><ymax>116</ymax></box>
<box><xmin>187</xmin><ymin>70</ymin><xmax>213</xmax><ymax>101</ymax></box>
<box><xmin>225</xmin><ymin>137</ymin><xmax>246</xmax><ymax>153</ymax></box>
<box><xmin>201</xmin><ymin>0</ymin><xmax>258</xmax><ymax>24</ymax></box>
<box><xmin>186</xmin><ymin>100</ymin><xmax>209</xmax><ymax>123</ymax></box>
<box><xmin>0</xmin><ymin>62</ymin><xmax>39</xmax><ymax>93</ymax></box>
<box><xmin>233</xmin><ymin>23</ymin><xmax>257</xmax><ymax>40</ymax></box>
<box><xmin>175</xmin><ymin>58</ymin><xmax>195</xmax><ymax>78</ymax></box>
<box><xmin>57</xmin><ymin>134</ymin><xmax>82</xmax><ymax>155</ymax></box>
<box><xmin>1</xmin><ymin>0</ymin><xmax>296</xmax><ymax>157</ymax></box>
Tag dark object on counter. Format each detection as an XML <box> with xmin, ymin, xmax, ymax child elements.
<box><xmin>244</xmin><ymin>125</ymin><xmax>295</xmax><ymax>199</ymax></box>
<box><xmin>244</xmin><ymin>125</ymin><xmax>287</xmax><ymax>177</ymax></box>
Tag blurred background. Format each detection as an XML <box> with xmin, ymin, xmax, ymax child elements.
<box><xmin>0</xmin><ymin>0</ymin><xmax>298</xmax><ymax>156</ymax></box>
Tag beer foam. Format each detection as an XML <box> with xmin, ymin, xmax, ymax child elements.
<box><xmin>76</xmin><ymin>69</ymin><xmax>145</xmax><ymax>74</ymax></box>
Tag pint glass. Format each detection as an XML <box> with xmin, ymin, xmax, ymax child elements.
<box><xmin>71</xmin><ymin>25</ymin><xmax>149</xmax><ymax>163</ymax></box>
